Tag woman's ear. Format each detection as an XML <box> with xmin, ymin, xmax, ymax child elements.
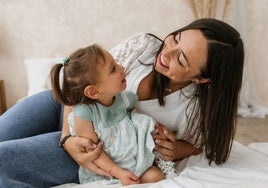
<box><xmin>192</xmin><ymin>77</ymin><xmax>211</xmax><ymax>84</ymax></box>
<box><xmin>84</xmin><ymin>85</ymin><xmax>101</xmax><ymax>99</ymax></box>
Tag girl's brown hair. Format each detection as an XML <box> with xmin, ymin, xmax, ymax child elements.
<box><xmin>50</xmin><ymin>44</ymin><xmax>105</xmax><ymax>106</ymax></box>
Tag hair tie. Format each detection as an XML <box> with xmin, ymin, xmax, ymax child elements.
<box><xmin>62</xmin><ymin>57</ymin><xmax>68</xmax><ymax>66</ymax></box>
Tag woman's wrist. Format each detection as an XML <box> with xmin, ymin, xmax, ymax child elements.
<box><xmin>190</xmin><ymin>147</ymin><xmax>202</xmax><ymax>156</ymax></box>
<box><xmin>175</xmin><ymin>139</ymin><xmax>200</xmax><ymax>160</ymax></box>
<box><xmin>59</xmin><ymin>134</ymin><xmax>74</xmax><ymax>149</ymax></box>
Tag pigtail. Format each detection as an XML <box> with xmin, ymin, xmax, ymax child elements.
<box><xmin>50</xmin><ymin>63</ymin><xmax>67</xmax><ymax>105</ymax></box>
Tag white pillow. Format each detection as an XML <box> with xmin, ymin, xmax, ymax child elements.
<box><xmin>24</xmin><ymin>58</ymin><xmax>62</xmax><ymax>96</ymax></box>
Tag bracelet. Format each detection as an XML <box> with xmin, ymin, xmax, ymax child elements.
<box><xmin>59</xmin><ymin>134</ymin><xmax>73</xmax><ymax>148</ymax></box>
<box><xmin>107</xmin><ymin>165</ymin><xmax>116</xmax><ymax>175</ymax></box>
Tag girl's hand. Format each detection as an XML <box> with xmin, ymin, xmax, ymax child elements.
<box><xmin>118</xmin><ymin>169</ymin><xmax>140</xmax><ymax>186</ymax></box>
<box><xmin>64</xmin><ymin>136</ymin><xmax>111</xmax><ymax>177</ymax></box>
<box><xmin>153</xmin><ymin>123</ymin><xmax>177</xmax><ymax>161</ymax></box>
<box><xmin>109</xmin><ymin>165</ymin><xmax>139</xmax><ymax>185</ymax></box>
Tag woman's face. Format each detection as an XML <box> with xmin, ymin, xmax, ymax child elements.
<box><xmin>154</xmin><ymin>29</ymin><xmax>208</xmax><ymax>85</ymax></box>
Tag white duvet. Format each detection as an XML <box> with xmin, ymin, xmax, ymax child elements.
<box><xmin>54</xmin><ymin>141</ymin><xmax>268</xmax><ymax>188</ymax></box>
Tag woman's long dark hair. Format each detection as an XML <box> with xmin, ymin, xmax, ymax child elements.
<box><xmin>152</xmin><ymin>18</ymin><xmax>244</xmax><ymax>165</ymax></box>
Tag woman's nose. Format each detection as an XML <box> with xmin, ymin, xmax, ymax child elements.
<box><xmin>164</xmin><ymin>41</ymin><xmax>178</xmax><ymax>55</ymax></box>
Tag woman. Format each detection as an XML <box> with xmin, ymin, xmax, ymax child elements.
<box><xmin>0</xmin><ymin>18</ymin><xmax>244</xmax><ymax>188</ymax></box>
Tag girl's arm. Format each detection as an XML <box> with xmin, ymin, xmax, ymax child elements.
<box><xmin>74</xmin><ymin>116</ymin><xmax>139</xmax><ymax>186</ymax></box>
<box><xmin>61</xmin><ymin>106</ymin><xmax>72</xmax><ymax>136</ymax></box>
<box><xmin>153</xmin><ymin>124</ymin><xmax>202</xmax><ymax>161</ymax></box>
<box><xmin>62</xmin><ymin>106</ymin><xmax>111</xmax><ymax>177</ymax></box>
<box><xmin>94</xmin><ymin>151</ymin><xmax>140</xmax><ymax>185</ymax></box>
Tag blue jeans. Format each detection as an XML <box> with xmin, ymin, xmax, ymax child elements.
<box><xmin>0</xmin><ymin>90</ymin><xmax>79</xmax><ymax>188</ymax></box>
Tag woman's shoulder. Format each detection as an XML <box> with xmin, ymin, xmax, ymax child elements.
<box><xmin>110</xmin><ymin>33</ymin><xmax>162</xmax><ymax>94</ymax></box>
<box><xmin>109</xmin><ymin>33</ymin><xmax>162</xmax><ymax>66</ymax></box>
<box><xmin>111</xmin><ymin>33</ymin><xmax>161</xmax><ymax>48</ymax></box>
<box><xmin>126</xmin><ymin>33</ymin><xmax>162</xmax><ymax>44</ymax></box>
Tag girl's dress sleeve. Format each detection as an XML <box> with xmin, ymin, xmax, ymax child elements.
<box><xmin>73</xmin><ymin>104</ymin><xmax>94</xmax><ymax>122</ymax></box>
<box><xmin>120</xmin><ymin>90</ymin><xmax>138</xmax><ymax>110</ymax></box>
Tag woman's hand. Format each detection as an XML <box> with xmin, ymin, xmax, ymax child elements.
<box><xmin>64</xmin><ymin>136</ymin><xmax>111</xmax><ymax>177</ymax></box>
<box><xmin>153</xmin><ymin>123</ymin><xmax>199</xmax><ymax>161</ymax></box>
<box><xmin>153</xmin><ymin>124</ymin><xmax>177</xmax><ymax>161</ymax></box>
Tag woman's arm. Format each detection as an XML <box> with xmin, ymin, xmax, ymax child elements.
<box><xmin>153</xmin><ymin>124</ymin><xmax>202</xmax><ymax>161</ymax></box>
<box><xmin>62</xmin><ymin>105</ymin><xmax>111</xmax><ymax>177</ymax></box>
<box><xmin>74</xmin><ymin>116</ymin><xmax>139</xmax><ymax>186</ymax></box>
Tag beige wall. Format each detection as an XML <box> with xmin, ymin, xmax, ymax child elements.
<box><xmin>0</xmin><ymin>0</ymin><xmax>193</xmax><ymax>107</ymax></box>
<box><xmin>0</xmin><ymin>0</ymin><xmax>268</xmax><ymax>110</ymax></box>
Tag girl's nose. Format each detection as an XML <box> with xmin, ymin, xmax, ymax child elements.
<box><xmin>120</xmin><ymin>65</ymin><xmax>125</xmax><ymax>73</ymax></box>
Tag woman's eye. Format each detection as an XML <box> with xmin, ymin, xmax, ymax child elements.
<box><xmin>174</xmin><ymin>32</ymin><xmax>180</xmax><ymax>44</ymax></box>
<box><xmin>173</xmin><ymin>35</ymin><xmax>178</xmax><ymax>44</ymax></box>
<box><xmin>177</xmin><ymin>52</ymin><xmax>183</xmax><ymax>67</ymax></box>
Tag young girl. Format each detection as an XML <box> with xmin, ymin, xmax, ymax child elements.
<box><xmin>50</xmin><ymin>44</ymin><xmax>165</xmax><ymax>185</ymax></box>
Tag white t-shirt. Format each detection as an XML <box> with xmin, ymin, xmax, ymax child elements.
<box><xmin>110</xmin><ymin>33</ymin><xmax>195</xmax><ymax>140</ymax></box>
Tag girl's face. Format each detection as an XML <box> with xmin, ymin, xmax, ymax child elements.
<box><xmin>154</xmin><ymin>29</ymin><xmax>208</xmax><ymax>85</ymax></box>
<box><xmin>95</xmin><ymin>50</ymin><xmax>126</xmax><ymax>98</ymax></box>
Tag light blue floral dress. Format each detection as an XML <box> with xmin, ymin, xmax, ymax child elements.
<box><xmin>68</xmin><ymin>90</ymin><xmax>155</xmax><ymax>184</ymax></box>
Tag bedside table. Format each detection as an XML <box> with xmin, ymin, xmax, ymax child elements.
<box><xmin>0</xmin><ymin>80</ymin><xmax>7</xmax><ymax>115</ymax></box>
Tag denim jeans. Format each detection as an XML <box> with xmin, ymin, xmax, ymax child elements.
<box><xmin>0</xmin><ymin>90</ymin><xmax>79</xmax><ymax>188</ymax></box>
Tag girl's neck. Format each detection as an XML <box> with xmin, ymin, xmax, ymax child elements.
<box><xmin>97</xmin><ymin>96</ymin><xmax>115</xmax><ymax>107</ymax></box>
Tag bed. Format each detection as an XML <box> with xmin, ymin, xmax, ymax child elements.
<box><xmin>52</xmin><ymin>141</ymin><xmax>268</xmax><ymax>188</ymax></box>
<box><xmin>23</xmin><ymin>34</ymin><xmax>268</xmax><ymax>188</ymax></box>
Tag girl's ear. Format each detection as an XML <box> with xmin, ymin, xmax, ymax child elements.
<box><xmin>192</xmin><ymin>77</ymin><xmax>211</xmax><ymax>84</ymax></box>
<box><xmin>84</xmin><ymin>85</ymin><xmax>101</xmax><ymax>99</ymax></box>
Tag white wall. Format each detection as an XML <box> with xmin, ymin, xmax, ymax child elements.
<box><xmin>0</xmin><ymin>0</ymin><xmax>268</xmax><ymax>113</ymax></box>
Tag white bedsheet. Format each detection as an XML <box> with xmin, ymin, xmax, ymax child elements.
<box><xmin>53</xmin><ymin>141</ymin><xmax>268</xmax><ymax>188</ymax></box>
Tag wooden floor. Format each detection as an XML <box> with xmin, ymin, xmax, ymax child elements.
<box><xmin>235</xmin><ymin>116</ymin><xmax>268</xmax><ymax>145</ymax></box>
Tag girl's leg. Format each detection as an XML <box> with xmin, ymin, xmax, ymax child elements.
<box><xmin>140</xmin><ymin>166</ymin><xmax>164</xmax><ymax>183</ymax></box>
<box><xmin>0</xmin><ymin>131</ymin><xmax>79</xmax><ymax>188</ymax></box>
<box><xmin>0</xmin><ymin>90</ymin><xmax>62</xmax><ymax>141</ymax></box>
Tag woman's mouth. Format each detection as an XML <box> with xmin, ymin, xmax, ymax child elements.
<box><xmin>157</xmin><ymin>53</ymin><xmax>169</xmax><ymax>69</ymax></box>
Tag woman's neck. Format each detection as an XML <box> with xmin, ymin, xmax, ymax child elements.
<box><xmin>137</xmin><ymin>71</ymin><xmax>191</xmax><ymax>101</ymax></box>
<box><xmin>165</xmin><ymin>81</ymin><xmax>191</xmax><ymax>94</ymax></box>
